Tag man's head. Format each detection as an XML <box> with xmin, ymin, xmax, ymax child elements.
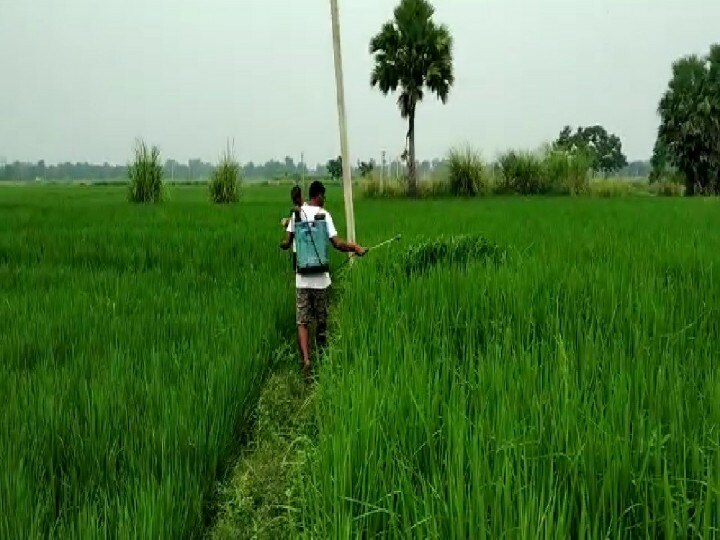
<box><xmin>290</xmin><ymin>185</ymin><xmax>302</xmax><ymax>207</ymax></box>
<box><xmin>309</xmin><ymin>180</ymin><xmax>326</xmax><ymax>207</ymax></box>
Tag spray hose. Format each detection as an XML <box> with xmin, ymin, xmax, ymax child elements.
<box><xmin>336</xmin><ymin>234</ymin><xmax>402</xmax><ymax>272</ymax></box>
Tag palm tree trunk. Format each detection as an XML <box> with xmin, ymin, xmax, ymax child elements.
<box><xmin>408</xmin><ymin>108</ymin><xmax>417</xmax><ymax>197</ymax></box>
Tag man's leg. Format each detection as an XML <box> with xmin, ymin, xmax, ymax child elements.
<box><xmin>296</xmin><ymin>289</ymin><xmax>312</xmax><ymax>371</ymax></box>
<box><xmin>314</xmin><ymin>288</ymin><xmax>329</xmax><ymax>352</ymax></box>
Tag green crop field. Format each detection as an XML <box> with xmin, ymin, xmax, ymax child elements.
<box><xmin>1</xmin><ymin>185</ymin><xmax>719</xmax><ymax>538</ymax></box>
<box><xmin>0</xmin><ymin>186</ymin><xmax>295</xmax><ymax>537</ymax></box>
<box><xmin>302</xmin><ymin>196</ymin><xmax>720</xmax><ymax>537</ymax></box>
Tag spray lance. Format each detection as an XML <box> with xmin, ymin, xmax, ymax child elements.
<box><xmin>336</xmin><ymin>234</ymin><xmax>402</xmax><ymax>272</ymax></box>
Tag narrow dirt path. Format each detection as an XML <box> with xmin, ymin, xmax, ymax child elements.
<box><xmin>209</xmin><ymin>357</ymin><xmax>315</xmax><ymax>539</ymax></box>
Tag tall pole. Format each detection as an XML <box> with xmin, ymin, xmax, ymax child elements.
<box><xmin>329</xmin><ymin>0</ymin><xmax>355</xmax><ymax>244</ymax></box>
<box><xmin>381</xmin><ymin>150</ymin><xmax>386</xmax><ymax>193</ymax></box>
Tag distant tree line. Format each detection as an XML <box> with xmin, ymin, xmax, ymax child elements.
<box><xmin>0</xmin><ymin>157</ymin><xmax>315</xmax><ymax>183</ymax></box>
<box><xmin>0</xmin><ymin>155</ymin><xmax>461</xmax><ymax>183</ymax></box>
<box><xmin>0</xmin><ymin>152</ymin><xmax>651</xmax><ymax>184</ymax></box>
<box><xmin>0</xmin><ymin>160</ymin><xmax>128</xmax><ymax>182</ymax></box>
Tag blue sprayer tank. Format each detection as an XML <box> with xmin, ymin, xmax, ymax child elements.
<box><xmin>295</xmin><ymin>212</ymin><xmax>330</xmax><ymax>274</ymax></box>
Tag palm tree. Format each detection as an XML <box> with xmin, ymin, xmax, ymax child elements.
<box><xmin>370</xmin><ymin>0</ymin><xmax>454</xmax><ymax>196</ymax></box>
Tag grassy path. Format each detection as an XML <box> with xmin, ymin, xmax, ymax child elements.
<box><xmin>209</xmin><ymin>349</ymin><xmax>316</xmax><ymax>539</ymax></box>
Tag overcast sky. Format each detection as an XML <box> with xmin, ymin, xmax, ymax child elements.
<box><xmin>1</xmin><ymin>1</ymin><xmax>718</xmax><ymax>166</ymax></box>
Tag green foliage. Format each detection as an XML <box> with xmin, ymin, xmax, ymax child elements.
<box><xmin>300</xmin><ymin>196</ymin><xmax>720</xmax><ymax>538</ymax></box>
<box><xmin>370</xmin><ymin>0</ymin><xmax>454</xmax><ymax>195</ymax></box>
<box><xmin>555</xmin><ymin>125</ymin><xmax>628</xmax><ymax>175</ymax></box>
<box><xmin>358</xmin><ymin>161</ymin><xmax>375</xmax><ymax>178</ymax></box>
<box><xmin>0</xmin><ymin>186</ymin><xmax>288</xmax><ymax>537</ymax></box>
<box><xmin>543</xmin><ymin>148</ymin><xmax>592</xmax><ymax>194</ymax></box>
<box><xmin>447</xmin><ymin>146</ymin><xmax>489</xmax><ymax>196</ymax></box>
<box><xmin>360</xmin><ymin>173</ymin><xmax>404</xmax><ymax>198</ymax></box>
<box><xmin>587</xmin><ymin>179</ymin><xmax>647</xmax><ymax>198</ymax></box>
<box><xmin>496</xmin><ymin>148</ymin><xmax>591</xmax><ymax>195</ymax></box>
<box><xmin>497</xmin><ymin>150</ymin><xmax>546</xmax><ymax>194</ymax></box>
<box><xmin>128</xmin><ymin>139</ymin><xmax>163</xmax><ymax>203</ymax></box>
<box><xmin>209</xmin><ymin>152</ymin><xmax>242</xmax><ymax>204</ymax></box>
<box><xmin>649</xmin><ymin>137</ymin><xmax>671</xmax><ymax>183</ymax></box>
<box><xmin>401</xmin><ymin>234</ymin><xmax>504</xmax><ymax>275</ymax></box>
<box><xmin>211</xmin><ymin>361</ymin><xmax>312</xmax><ymax>539</ymax></box>
<box><xmin>657</xmin><ymin>43</ymin><xmax>720</xmax><ymax>194</ymax></box>
<box><xmin>327</xmin><ymin>156</ymin><xmax>342</xmax><ymax>180</ymax></box>
<box><xmin>360</xmin><ymin>172</ymin><xmax>450</xmax><ymax>199</ymax></box>
<box><xmin>649</xmin><ymin>179</ymin><xmax>685</xmax><ymax>197</ymax></box>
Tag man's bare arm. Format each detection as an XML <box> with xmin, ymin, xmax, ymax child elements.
<box><xmin>330</xmin><ymin>236</ymin><xmax>366</xmax><ymax>256</ymax></box>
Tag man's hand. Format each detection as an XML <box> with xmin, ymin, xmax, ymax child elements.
<box><xmin>281</xmin><ymin>217</ymin><xmax>290</xmax><ymax>228</ymax></box>
<box><xmin>280</xmin><ymin>233</ymin><xmax>293</xmax><ymax>251</ymax></box>
<box><xmin>331</xmin><ymin>237</ymin><xmax>367</xmax><ymax>256</ymax></box>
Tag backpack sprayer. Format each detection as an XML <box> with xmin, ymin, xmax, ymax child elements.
<box><xmin>294</xmin><ymin>208</ymin><xmax>330</xmax><ymax>275</ymax></box>
<box><xmin>292</xmin><ymin>204</ymin><xmax>401</xmax><ymax>274</ymax></box>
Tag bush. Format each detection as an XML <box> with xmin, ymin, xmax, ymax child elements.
<box><xmin>588</xmin><ymin>179</ymin><xmax>640</xmax><ymax>198</ymax></box>
<box><xmin>419</xmin><ymin>174</ymin><xmax>451</xmax><ymax>198</ymax></box>
<box><xmin>360</xmin><ymin>172</ymin><xmax>449</xmax><ymax>199</ymax></box>
<box><xmin>497</xmin><ymin>151</ymin><xmax>546</xmax><ymax>194</ymax></box>
<box><xmin>543</xmin><ymin>149</ymin><xmax>591</xmax><ymax>195</ymax></box>
<box><xmin>128</xmin><ymin>140</ymin><xmax>163</xmax><ymax>203</ymax></box>
<box><xmin>649</xmin><ymin>180</ymin><xmax>684</xmax><ymax>197</ymax></box>
<box><xmin>360</xmin><ymin>172</ymin><xmax>404</xmax><ymax>198</ymax></box>
<box><xmin>401</xmin><ymin>234</ymin><xmax>505</xmax><ymax>276</ymax></box>
<box><xmin>447</xmin><ymin>147</ymin><xmax>489</xmax><ymax>196</ymax></box>
<box><xmin>210</xmin><ymin>152</ymin><xmax>242</xmax><ymax>204</ymax></box>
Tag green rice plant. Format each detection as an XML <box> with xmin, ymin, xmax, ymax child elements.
<box><xmin>0</xmin><ymin>185</ymin><xmax>291</xmax><ymax>537</ymax></box>
<box><xmin>128</xmin><ymin>139</ymin><xmax>163</xmax><ymax>203</ymax></box>
<box><xmin>210</xmin><ymin>151</ymin><xmax>242</xmax><ymax>204</ymax></box>
<box><xmin>497</xmin><ymin>150</ymin><xmax>546</xmax><ymax>194</ymax></box>
<box><xmin>298</xmin><ymin>196</ymin><xmax>720</xmax><ymax>538</ymax></box>
<box><xmin>400</xmin><ymin>234</ymin><xmax>504</xmax><ymax>275</ymax></box>
<box><xmin>447</xmin><ymin>146</ymin><xmax>490</xmax><ymax>196</ymax></box>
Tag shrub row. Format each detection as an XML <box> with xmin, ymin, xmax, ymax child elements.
<box><xmin>361</xmin><ymin>147</ymin><xmax>684</xmax><ymax>199</ymax></box>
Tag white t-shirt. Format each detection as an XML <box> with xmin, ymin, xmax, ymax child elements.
<box><xmin>286</xmin><ymin>205</ymin><xmax>338</xmax><ymax>289</ymax></box>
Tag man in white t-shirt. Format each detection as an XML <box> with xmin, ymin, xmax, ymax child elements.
<box><xmin>280</xmin><ymin>180</ymin><xmax>366</xmax><ymax>378</ymax></box>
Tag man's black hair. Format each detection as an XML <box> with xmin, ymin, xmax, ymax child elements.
<box><xmin>309</xmin><ymin>180</ymin><xmax>326</xmax><ymax>200</ymax></box>
<box><xmin>290</xmin><ymin>185</ymin><xmax>302</xmax><ymax>204</ymax></box>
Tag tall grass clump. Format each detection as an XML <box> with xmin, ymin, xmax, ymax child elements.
<box><xmin>210</xmin><ymin>150</ymin><xmax>242</xmax><ymax>204</ymax></box>
<box><xmin>360</xmin><ymin>172</ymin><xmax>449</xmax><ymax>199</ymax></box>
<box><xmin>588</xmin><ymin>179</ymin><xmax>649</xmax><ymax>197</ymax></box>
<box><xmin>543</xmin><ymin>149</ymin><xmax>591</xmax><ymax>194</ymax></box>
<box><xmin>649</xmin><ymin>179</ymin><xmax>685</xmax><ymax>197</ymax></box>
<box><xmin>497</xmin><ymin>150</ymin><xmax>546</xmax><ymax>194</ymax></box>
<box><xmin>401</xmin><ymin>234</ymin><xmax>504</xmax><ymax>275</ymax></box>
<box><xmin>360</xmin><ymin>172</ymin><xmax>405</xmax><ymax>199</ymax></box>
<box><xmin>447</xmin><ymin>146</ymin><xmax>489</xmax><ymax>196</ymax></box>
<box><xmin>128</xmin><ymin>139</ymin><xmax>163</xmax><ymax>203</ymax></box>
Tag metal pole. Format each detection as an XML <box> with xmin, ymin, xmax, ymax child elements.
<box><xmin>329</xmin><ymin>0</ymin><xmax>356</xmax><ymax>244</ymax></box>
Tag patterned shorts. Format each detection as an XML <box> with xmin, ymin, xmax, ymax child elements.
<box><xmin>296</xmin><ymin>288</ymin><xmax>328</xmax><ymax>327</ymax></box>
